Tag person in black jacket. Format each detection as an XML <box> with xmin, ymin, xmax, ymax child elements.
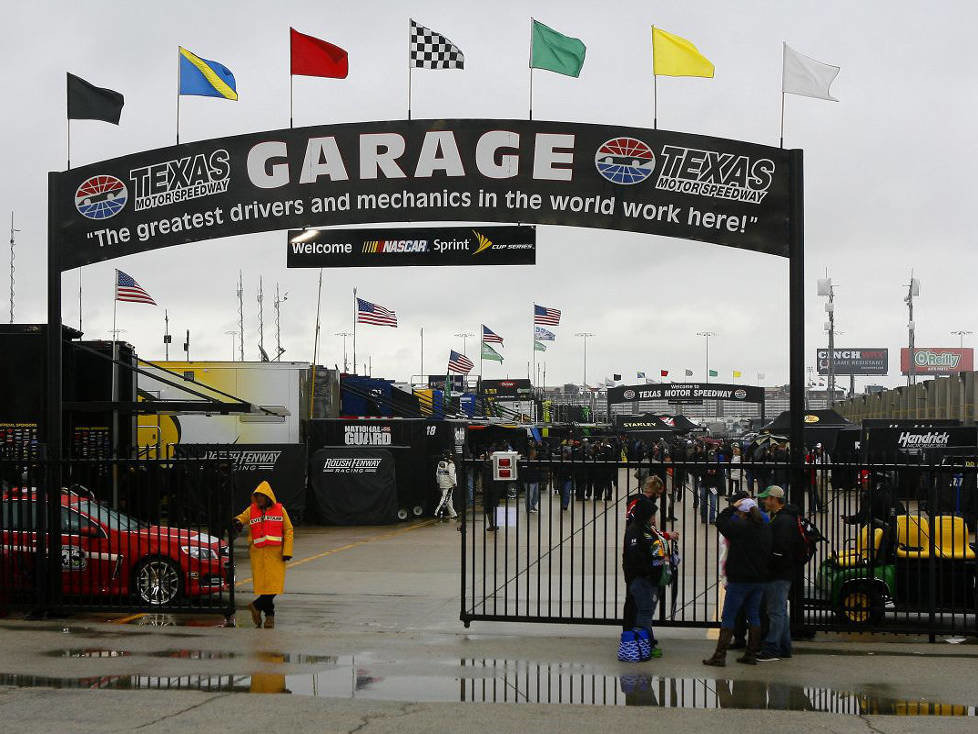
<box><xmin>703</xmin><ymin>498</ymin><xmax>772</xmax><ymax>667</ymax></box>
<box><xmin>622</xmin><ymin>499</ymin><xmax>667</xmax><ymax>657</ymax></box>
<box><xmin>756</xmin><ymin>485</ymin><xmax>798</xmax><ymax>662</ymax></box>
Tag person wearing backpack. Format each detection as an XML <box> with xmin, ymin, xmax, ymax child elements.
<box><xmin>756</xmin><ymin>485</ymin><xmax>800</xmax><ymax>662</ymax></box>
<box><xmin>621</xmin><ymin>499</ymin><xmax>669</xmax><ymax>659</ymax></box>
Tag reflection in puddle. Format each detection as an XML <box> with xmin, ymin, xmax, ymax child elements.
<box><xmin>43</xmin><ymin>649</ymin><xmax>131</xmax><ymax>659</ymax></box>
<box><xmin>1</xmin><ymin>658</ymin><xmax>975</xmax><ymax>715</ymax></box>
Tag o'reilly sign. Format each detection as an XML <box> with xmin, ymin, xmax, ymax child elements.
<box><xmin>816</xmin><ymin>348</ymin><xmax>888</xmax><ymax>376</ymax></box>
<box><xmin>900</xmin><ymin>347</ymin><xmax>974</xmax><ymax>375</ymax></box>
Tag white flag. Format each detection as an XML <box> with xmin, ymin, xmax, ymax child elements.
<box><xmin>782</xmin><ymin>43</ymin><xmax>839</xmax><ymax>101</ymax></box>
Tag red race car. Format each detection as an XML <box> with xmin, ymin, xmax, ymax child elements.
<box><xmin>1</xmin><ymin>487</ymin><xmax>230</xmax><ymax>607</ymax></box>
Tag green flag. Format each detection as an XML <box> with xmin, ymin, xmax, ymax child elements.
<box><xmin>709</xmin><ymin>369</ymin><xmax>718</xmax><ymax>377</ymax></box>
<box><xmin>482</xmin><ymin>342</ymin><xmax>504</xmax><ymax>362</ymax></box>
<box><xmin>534</xmin><ymin>340</ymin><xmax>547</xmax><ymax>352</ymax></box>
<box><xmin>530</xmin><ymin>20</ymin><xmax>586</xmax><ymax>77</ymax></box>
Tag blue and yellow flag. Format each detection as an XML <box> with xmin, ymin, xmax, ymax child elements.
<box><xmin>179</xmin><ymin>47</ymin><xmax>238</xmax><ymax>100</ymax></box>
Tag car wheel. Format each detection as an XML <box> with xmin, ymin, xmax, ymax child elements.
<box><xmin>838</xmin><ymin>582</ymin><xmax>885</xmax><ymax>626</ymax></box>
<box><xmin>412</xmin><ymin>505</ymin><xmax>424</xmax><ymax>517</ymax></box>
<box><xmin>396</xmin><ymin>508</ymin><xmax>409</xmax><ymax>521</ymax></box>
<box><xmin>134</xmin><ymin>557</ymin><xmax>183</xmax><ymax>607</ymax></box>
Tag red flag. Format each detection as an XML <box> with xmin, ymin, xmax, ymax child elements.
<box><xmin>290</xmin><ymin>28</ymin><xmax>348</xmax><ymax>78</ymax></box>
<box><xmin>660</xmin><ymin>369</ymin><xmax>669</xmax><ymax>377</ymax></box>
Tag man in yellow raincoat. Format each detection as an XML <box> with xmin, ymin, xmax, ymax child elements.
<box><xmin>233</xmin><ymin>481</ymin><xmax>294</xmax><ymax>628</ymax></box>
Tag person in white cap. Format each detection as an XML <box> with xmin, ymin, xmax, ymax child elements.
<box><xmin>703</xmin><ymin>497</ymin><xmax>772</xmax><ymax>667</ymax></box>
<box><xmin>755</xmin><ymin>485</ymin><xmax>800</xmax><ymax>662</ymax></box>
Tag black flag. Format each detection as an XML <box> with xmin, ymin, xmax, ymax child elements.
<box><xmin>67</xmin><ymin>73</ymin><xmax>124</xmax><ymax>124</ymax></box>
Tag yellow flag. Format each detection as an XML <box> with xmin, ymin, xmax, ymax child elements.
<box><xmin>652</xmin><ymin>27</ymin><xmax>714</xmax><ymax>78</ymax></box>
<box><xmin>733</xmin><ymin>370</ymin><xmax>742</xmax><ymax>378</ymax></box>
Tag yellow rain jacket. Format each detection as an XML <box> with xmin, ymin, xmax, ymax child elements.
<box><xmin>234</xmin><ymin>481</ymin><xmax>294</xmax><ymax>595</ymax></box>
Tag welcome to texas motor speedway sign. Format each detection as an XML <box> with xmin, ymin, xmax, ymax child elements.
<box><xmin>52</xmin><ymin>118</ymin><xmax>793</xmax><ymax>271</ymax></box>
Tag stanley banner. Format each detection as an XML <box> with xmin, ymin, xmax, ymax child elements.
<box><xmin>287</xmin><ymin>225</ymin><xmax>535</xmax><ymax>267</ymax></box>
<box><xmin>51</xmin><ymin>119</ymin><xmax>792</xmax><ymax>270</ymax></box>
<box><xmin>607</xmin><ymin>382</ymin><xmax>765</xmax><ymax>405</ymax></box>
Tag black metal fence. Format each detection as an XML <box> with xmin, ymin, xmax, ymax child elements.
<box><xmin>0</xmin><ymin>454</ymin><xmax>235</xmax><ymax>616</ymax></box>
<box><xmin>459</xmin><ymin>454</ymin><xmax>978</xmax><ymax>639</ymax></box>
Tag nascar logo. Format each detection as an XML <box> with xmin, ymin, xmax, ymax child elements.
<box><xmin>363</xmin><ymin>240</ymin><xmax>428</xmax><ymax>253</ymax></box>
<box><xmin>595</xmin><ymin>137</ymin><xmax>655</xmax><ymax>185</ymax></box>
<box><xmin>75</xmin><ymin>175</ymin><xmax>128</xmax><ymax>220</ymax></box>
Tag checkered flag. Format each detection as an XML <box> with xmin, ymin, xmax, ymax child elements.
<box><xmin>410</xmin><ymin>19</ymin><xmax>464</xmax><ymax>69</ymax></box>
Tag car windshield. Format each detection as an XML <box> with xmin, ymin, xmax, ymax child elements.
<box><xmin>74</xmin><ymin>500</ymin><xmax>149</xmax><ymax>531</ymax></box>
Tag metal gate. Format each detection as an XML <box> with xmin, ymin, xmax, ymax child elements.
<box><xmin>460</xmin><ymin>454</ymin><xmax>729</xmax><ymax>628</ymax></box>
<box><xmin>1</xmin><ymin>453</ymin><xmax>235</xmax><ymax>617</ymax></box>
<box><xmin>460</xmin><ymin>453</ymin><xmax>978</xmax><ymax>638</ymax></box>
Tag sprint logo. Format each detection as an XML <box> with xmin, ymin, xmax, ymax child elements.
<box><xmin>473</xmin><ymin>230</ymin><xmax>493</xmax><ymax>255</ymax></box>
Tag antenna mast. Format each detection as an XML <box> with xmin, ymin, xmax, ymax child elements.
<box><xmin>258</xmin><ymin>275</ymin><xmax>265</xmax><ymax>359</ymax></box>
<box><xmin>236</xmin><ymin>270</ymin><xmax>244</xmax><ymax>361</ymax></box>
<box><xmin>274</xmin><ymin>283</ymin><xmax>287</xmax><ymax>360</ymax></box>
<box><xmin>9</xmin><ymin>212</ymin><xmax>19</xmax><ymax>324</ymax></box>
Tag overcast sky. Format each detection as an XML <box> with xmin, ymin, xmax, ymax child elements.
<box><xmin>3</xmin><ymin>1</ymin><xmax>976</xmax><ymax>390</ymax></box>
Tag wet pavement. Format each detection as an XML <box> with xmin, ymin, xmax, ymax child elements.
<box><xmin>3</xmin><ymin>519</ymin><xmax>978</xmax><ymax>732</ymax></box>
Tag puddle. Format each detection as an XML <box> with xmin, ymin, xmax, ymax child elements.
<box><xmin>1</xmin><ymin>659</ymin><xmax>974</xmax><ymax>715</ymax></box>
<box><xmin>43</xmin><ymin>649</ymin><xmax>131</xmax><ymax>658</ymax></box>
<box><xmin>793</xmin><ymin>647</ymin><xmax>978</xmax><ymax>660</ymax></box>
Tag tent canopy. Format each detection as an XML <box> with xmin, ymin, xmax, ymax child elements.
<box><xmin>762</xmin><ymin>409</ymin><xmax>852</xmax><ymax>433</ymax></box>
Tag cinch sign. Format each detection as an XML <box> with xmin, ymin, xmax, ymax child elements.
<box><xmin>900</xmin><ymin>347</ymin><xmax>974</xmax><ymax>375</ymax></box>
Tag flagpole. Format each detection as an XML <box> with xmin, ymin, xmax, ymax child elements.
<box><xmin>67</xmin><ymin>119</ymin><xmax>71</xmax><ymax>170</ymax></box>
<box><xmin>110</xmin><ymin>271</ymin><xmax>119</xmax><ymax>467</ymax></box>
<box><xmin>779</xmin><ymin>42</ymin><xmax>785</xmax><ymax>148</ymax></box>
<box><xmin>289</xmin><ymin>30</ymin><xmax>294</xmax><ymax>129</ymax></box>
<box><xmin>480</xmin><ymin>325</ymin><xmax>484</xmax><ymax>378</ymax></box>
<box><xmin>78</xmin><ymin>268</ymin><xmax>83</xmax><ymax>332</ymax></box>
<box><xmin>407</xmin><ymin>19</ymin><xmax>413</xmax><ymax>120</ymax></box>
<box><xmin>652</xmin><ymin>26</ymin><xmax>657</xmax><ymax>130</ymax></box>
<box><xmin>176</xmin><ymin>47</ymin><xmax>181</xmax><ymax>145</ymax></box>
<box><xmin>779</xmin><ymin>92</ymin><xmax>785</xmax><ymax>149</ymax></box>
<box><xmin>309</xmin><ymin>267</ymin><xmax>323</xmax><ymax>417</ymax></box>
<box><xmin>352</xmin><ymin>286</ymin><xmax>357</xmax><ymax>373</ymax></box>
<box><xmin>528</xmin><ymin>18</ymin><xmax>534</xmax><ymax>120</ymax></box>
<box><xmin>420</xmin><ymin>326</ymin><xmax>424</xmax><ymax>378</ymax></box>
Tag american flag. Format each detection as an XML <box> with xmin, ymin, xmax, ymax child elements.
<box><xmin>115</xmin><ymin>270</ymin><xmax>156</xmax><ymax>305</ymax></box>
<box><xmin>534</xmin><ymin>304</ymin><xmax>560</xmax><ymax>325</ymax></box>
<box><xmin>482</xmin><ymin>325</ymin><xmax>503</xmax><ymax>344</ymax></box>
<box><xmin>356</xmin><ymin>298</ymin><xmax>397</xmax><ymax>327</ymax></box>
<box><xmin>447</xmin><ymin>350</ymin><xmax>474</xmax><ymax>374</ymax></box>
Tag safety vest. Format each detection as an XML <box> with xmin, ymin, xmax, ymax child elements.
<box><xmin>249</xmin><ymin>503</ymin><xmax>285</xmax><ymax>547</ymax></box>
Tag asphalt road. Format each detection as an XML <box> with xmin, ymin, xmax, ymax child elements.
<box><xmin>1</xmin><ymin>508</ymin><xmax>976</xmax><ymax>732</ymax></box>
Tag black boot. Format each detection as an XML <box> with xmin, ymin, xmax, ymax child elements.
<box><xmin>737</xmin><ymin>625</ymin><xmax>762</xmax><ymax>665</ymax></box>
<box><xmin>703</xmin><ymin>628</ymin><xmax>734</xmax><ymax>667</ymax></box>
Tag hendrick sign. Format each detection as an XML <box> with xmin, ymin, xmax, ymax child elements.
<box><xmin>816</xmin><ymin>348</ymin><xmax>888</xmax><ymax>376</ymax></box>
<box><xmin>900</xmin><ymin>347</ymin><xmax>974</xmax><ymax>375</ymax></box>
<box><xmin>52</xmin><ymin>119</ymin><xmax>792</xmax><ymax>270</ymax></box>
<box><xmin>607</xmin><ymin>382</ymin><xmax>765</xmax><ymax>405</ymax></box>
<box><xmin>287</xmin><ymin>225</ymin><xmax>535</xmax><ymax>267</ymax></box>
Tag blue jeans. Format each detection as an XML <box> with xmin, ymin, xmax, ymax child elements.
<box><xmin>629</xmin><ymin>577</ymin><xmax>660</xmax><ymax>633</ymax></box>
<box><xmin>699</xmin><ymin>485</ymin><xmax>717</xmax><ymax>523</ymax></box>
<box><xmin>763</xmin><ymin>579</ymin><xmax>792</xmax><ymax>656</ymax></box>
<box><xmin>560</xmin><ymin>479</ymin><xmax>573</xmax><ymax>509</ymax></box>
<box><xmin>466</xmin><ymin>471</ymin><xmax>474</xmax><ymax>506</ymax></box>
<box><xmin>721</xmin><ymin>581</ymin><xmax>764</xmax><ymax>628</ymax></box>
<box><xmin>525</xmin><ymin>482</ymin><xmax>539</xmax><ymax>511</ymax></box>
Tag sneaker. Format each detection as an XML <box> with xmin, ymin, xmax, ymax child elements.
<box><xmin>756</xmin><ymin>651</ymin><xmax>780</xmax><ymax>662</ymax></box>
<box><xmin>649</xmin><ymin>647</ymin><xmax>663</xmax><ymax>658</ymax></box>
<box><xmin>529</xmin><ymin>508</ymin><xmax>538</xmax><ymax>513</ymax></box>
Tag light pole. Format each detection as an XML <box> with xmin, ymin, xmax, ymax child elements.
<box><xmin>817</xmin><ymin>276</ymin><xmax>837</xmax><ymax>406</ymax></box>
<box><xmin>335</xmin><ymin>331</ymin><xmax>352</xmax><ymax>372</ymax></box>
<box><xmin>951</xmin><ymin>330</ymin><xmax>972</xmax><ymax>348</ymax></box>
<box><xmin>696</xmin><ymin>331</ymin><xmax>716</xmax><ymax>382</ymax></box>
<box><xmin>454</xmin><ymin>331</ymin><xmax>475</xmax><ymax>355</ymax></box>
<box><xmin>905</xmin><ymin>274</ymin><xmax>920</xmax><ymax>386</ymax></box>
<box><xmin>225</xmin><ymin>330</ymin><xmax>238</xmax><ymax>361</ymax></box>
<box><xmin>575</xmin><ymin>332</ymin><xmax>594</xmax><ymax>388</ymax></box>
<box><xmin>697</xmin><ymin>331</ymin><xmax>717</xmax><ymax>417</ymax></box>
